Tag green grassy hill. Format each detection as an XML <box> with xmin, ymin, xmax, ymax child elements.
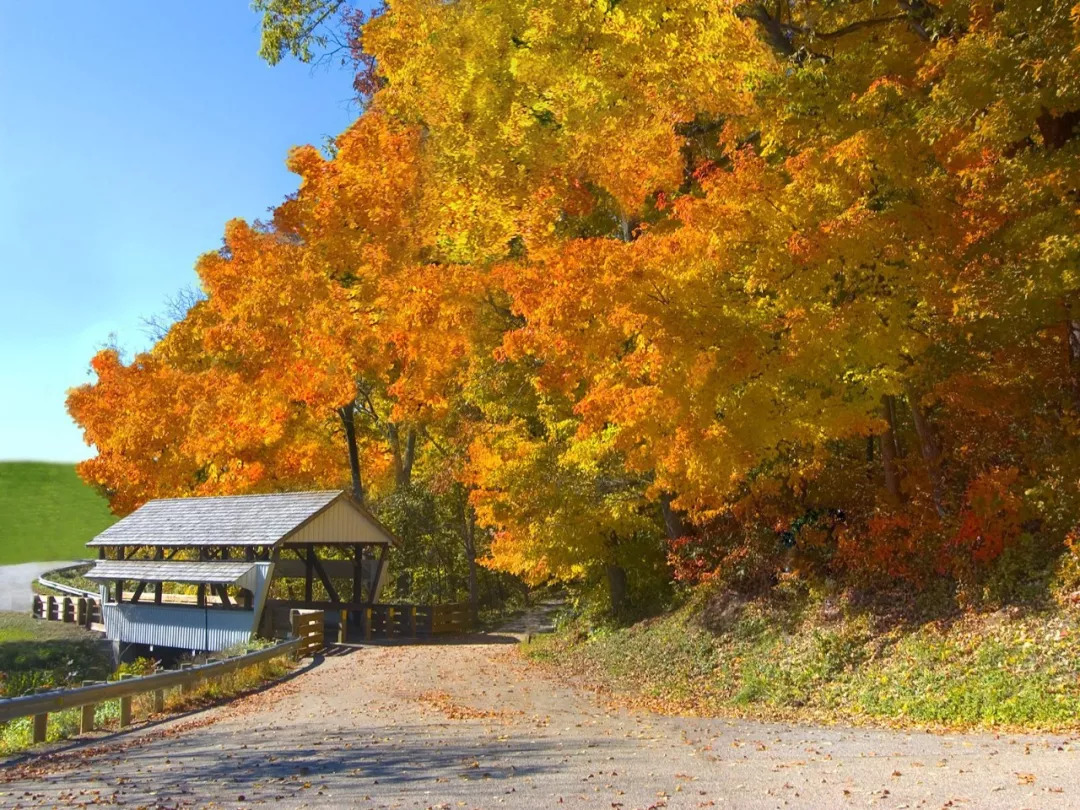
<box><xmin>0</xmin><ymin>462</ymin><xmax>116</xmax><ymax>565</ymax></box>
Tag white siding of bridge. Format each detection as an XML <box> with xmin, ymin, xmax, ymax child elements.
<box><xmin>103</xmin><ymin>604</ymin><xmax>258</xmax><ymax>652</ymax></box>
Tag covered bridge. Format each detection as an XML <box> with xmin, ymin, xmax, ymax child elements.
<box><xmin>85</xmin><ymin>490</ymin><xmax>396</xmax><ymax>652</ymax></box>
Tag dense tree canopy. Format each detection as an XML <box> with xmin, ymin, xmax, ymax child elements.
<box><xmin>69</xmin><ymin>0</ymin><xmax>1080</xmax><ymax>609</ymax></box>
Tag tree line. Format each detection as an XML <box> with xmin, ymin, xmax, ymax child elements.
<box><xmin>70</xmin><ymin>0</ymin><xmax>1080</xmax><ymax>612</ymax></box>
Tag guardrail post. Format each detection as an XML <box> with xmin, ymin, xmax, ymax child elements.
<box><xmin>80</xmin><ymin>703</ymin><xmax>95</xmax><ymax>733</ymax></box>
<box><xmin>338</xmin><ymin>608</ymin><xmax>347</xmax><ymax>644</ymax></box>
<box><xmin>387</xmin><ymin>606</ymin><xmax>396</xmax><ymax>638</ymax></box>
<box><xmin>410</xmin><ymin>606</ymin><xmax>417</xmax><ymax>638</ymax></box>
<box><xmin>76</xmin><ymin>597</ymin><xmax>86</xmax><ymax>626</ymax></box>
<box><xmin>364</xmin><ymin>608</ymin><xmax>372</xmax><ymax>641</ymax></box>
<box><xmin>119</xmin><ymin>674</ymin><xmax>133</xmax><ymax>726</ymax></box>
<box><xmin>180</xmin><ymin>663</ymin><xmax>194</xmax><ymax>694</ymax></box>
<box><xmin>152</xmin><ymin>689</ymin><xmax>164</xmax><ymax>714</ymax></box>
<box><xmin>290</xmin><ymin>610</ymin><xmax>301</xmax><ymax>658</ymax></box>
<box><xmin>32</xmin><ymin>713</ymin><xmax>47</xmax><ymax>744</ymax></box>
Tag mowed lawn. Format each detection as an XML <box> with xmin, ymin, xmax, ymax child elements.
<box><xmin>0</xmin><ymin>462</ymin><xmax>116</xmax><ymax>564</ymax></box>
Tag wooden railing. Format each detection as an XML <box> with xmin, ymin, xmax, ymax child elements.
<box><xmin>360</xmin><ymin>602</ymin><xmax>472</xmax><ymax>639</ymax></box>
<box><xmin>0</xmin><ymin>638</ymin><xmax>303</xmax><ymax>745</ymax></box>
<box><xmin>266</xmin><ymin>600</ymin><xmax>474</xmax><ymax>641</ymax></box>
<box><xmin>431</xmin><ymin>602</ymin><xmax>472</xmax><ymax>634</ymax></box>
<box><xmin>32</xmin><ymin>594</ymin><xmax>101</xmax><ymax>628</ymax></box>
<box><xmin>290</xmin><ymin>609</ymin><xmax>324</xmax><ymax>656</ymax></box>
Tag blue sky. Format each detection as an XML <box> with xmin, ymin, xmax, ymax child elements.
<box><xmin>0</xmin><ymin>2</ymin><xmax>361</xmax><ymax>463</ymax></box>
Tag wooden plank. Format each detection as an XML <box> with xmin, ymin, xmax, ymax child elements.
<box><xmin>370</xmin><ymin>545</ymin><xmax>388</xmax><ymax>604</ymax></box>
<box><xmin>265</xmin><ymin>598</ymin><xmax>373</xmax><ymax>611</ymax></box>
<box><xmin>308</xmin><ymin>548</ymin><xmax>340</xmax><ymax>603</ymax></box>
<box><xmin>274</xmin><ymin>558</ymin><xmax>356</xmax><ymax>580</ymax></box>
<box><xmin>304</xmin><ymin>544</ymin><xmax>314</xmax><ymax>602</ymax></box>
<box><xmin>353</xmin><ymin>544</ymin><xmax>364</xmax><ymax>604</ymax></box>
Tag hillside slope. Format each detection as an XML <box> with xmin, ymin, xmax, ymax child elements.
<box><xmin>527</xmin><ymin>586</ymin><xmax>1080</xmax><ymax>730</ymax></box>
<box><xmin>0</xmin><ymin>462</ymin><xmax>115</xmax><ymax>564</ymax></box>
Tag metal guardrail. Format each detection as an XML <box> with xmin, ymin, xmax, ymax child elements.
<box><xmin>36</xmin><ymin>576</ymin><xmax>97</xmax><ymax>599</ymax></box>
<box><xmin>0</xmin><ymin>637</ymin><xmax>303</xmax><ymax>743</ymax></box>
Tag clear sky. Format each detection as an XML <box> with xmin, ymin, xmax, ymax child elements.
<box><xmin>0</xmin><ymin>2</ymin><xmax>361</xmax><ymax>463</ymax></box>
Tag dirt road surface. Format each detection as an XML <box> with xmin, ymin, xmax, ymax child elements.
<box><xmin>2</xmin><ymin>628</ymin><xmax>1079</xmax><ymax>809</ymax></box>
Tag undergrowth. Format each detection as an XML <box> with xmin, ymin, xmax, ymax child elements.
<box><xmin>526</xmin><ymin>584</ymin><xmax>1080</xmax><ymax>730</ymax></box>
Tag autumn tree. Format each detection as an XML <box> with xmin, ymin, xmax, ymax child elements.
<box><xmin>72</xmin><ymin>0</ymin><xmax>1080</xmax><ymax>616</ymax></box>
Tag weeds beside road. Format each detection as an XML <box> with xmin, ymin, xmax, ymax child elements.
<box><xmin>527</xmin><ymin>586</ymin><xmax>1080</xmax><ymax>732</ymax></box>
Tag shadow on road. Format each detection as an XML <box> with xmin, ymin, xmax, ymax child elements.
<box><xmin>107</xmin><ymin>721</ymin><xmax>619</xmax><ymax>791</ymax></box>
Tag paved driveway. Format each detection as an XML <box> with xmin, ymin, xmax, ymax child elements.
<box><xmin>2</xmin><ymin>630</ymin><xmax>1079</xmax><ymax>809</ymax></box>
<box><xmin>0</xmin><ymin>561</ymin><xmax>76</xmax><ymax>612</ymax></box>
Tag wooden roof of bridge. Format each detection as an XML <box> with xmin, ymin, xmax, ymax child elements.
<box><xmin>86</xmin><ymin>560</ymin><xmax>261</xmax><ymax>586</ymax></box>
<box><xmin>87</xmin><ymin>490</ymin><xmax>396</xmax><ymax>549</ymax></box>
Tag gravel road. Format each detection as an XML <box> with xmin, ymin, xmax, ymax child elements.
<box><xmin>2</xmin><ymin>627</ymin><xmax>1079</xmax><ymax>809</ymax></box>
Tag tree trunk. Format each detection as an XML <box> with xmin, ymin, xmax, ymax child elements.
<box><xmin>1037</xmin><ymin>107</ymin><xmax>1080</xmax><ymax>151</ymax></box>
<box><xmin>606</xmin><ymin>563</ymin><xmax>628</xmax><ymax>614</ymax></box>
<box><xmin>388</xmin><ymin>424</ymin><xmax>419</xmax><ymax>489</ymax></box>
<box><xmin>904</xmin><ymin>385</ymin><xmax>947</xmax><ymax>518</ymax></box>
<box><xmin>879</xmin><ymin>395</ymin><xmax>902</xmax><ymax>503</ymax></box>
<box><xmin>1065</xmin><ymin>298</ymin><xmax>1080</xmax><ymax>412</ymax></box>
<box><xmin>887</xmin><ymin>394</ymin><xmax>905</xmax><ymax>457</ymax></box>
<box><xmin>402</xmin><ymin>428</ymin><xmax>417</xmax><ymax>486</ymax></box>
<box><xmin>659</xmin><ymin>492</ymin><xmax>692</xmax><ymax>541</ymax></box>
<box><xmin>338</xmin><ymin>402</ymin><xmax>364</xmax><ymax>504</ymax></box>
<box><xmin>461</xmin><ymin>491</ymin><xmax>479</xmax><ymax>624</ymax></box>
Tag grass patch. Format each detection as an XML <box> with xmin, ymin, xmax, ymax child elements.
<box><xmin>0</xmin><ymin>612</ymin><xmax>113</xmax><ymax>696</ymax></box>
<box><xmin>526</xmin><ymin>589</ymin><xmax>1080</xmax><ymax>730</ymax></box>
<box><xmin>0</xmin><ymin>462</ymin><xmax>116</xmax><ymax>565</ymax></box>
